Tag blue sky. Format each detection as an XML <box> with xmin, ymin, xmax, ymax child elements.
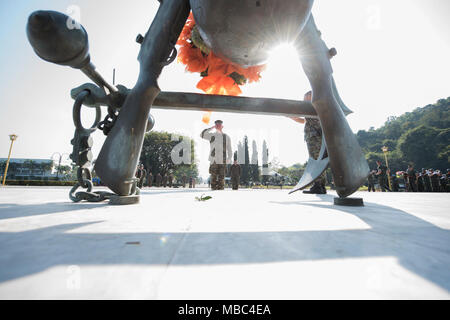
<box><xmin>0</xmin><ymin>0</ymin><xmax>449</xmax><ymax>179</ymax></box>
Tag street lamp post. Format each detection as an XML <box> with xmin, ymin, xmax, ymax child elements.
<box><xmin>381</xmin><ymin>146</ymin><xmax>392</xmax><ymax>191</ymax></box>
<box><xmin>51</xmin><ymin>152</ymin><xmax>70</xmax><ymax>181</ymax></box>
<box><xmin>2</xmin><ymin>134</ymin><xmax>18</xmax><ymax>186</ymax></box>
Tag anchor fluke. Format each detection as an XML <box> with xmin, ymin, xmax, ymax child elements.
<box><xmin>289</xmin><ymin>135</ymin><xmax>329</xmax><ymax>194</ymax></box>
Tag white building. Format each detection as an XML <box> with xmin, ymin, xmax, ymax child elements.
<box><xmin>0</xmin><ymin>158</ymin><xmax>56</xmax><ymax>180</ymax></box>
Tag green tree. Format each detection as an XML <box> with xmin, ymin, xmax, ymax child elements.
<box><xmin>41</xmin><ymin>161</ymin><xmax>53</xmax><ymax>175</ymax></box>
<box><xmin>278</xmin><ymin>163</ymin><xmax>305</xmax><ymax>184</ymax></box>
<box><xmin>357</xmin><ymin>97</ymin><xmax>450</xmax><ymax>172</ymax></box>
<box><xmin>58</xmin><ymin>165</ymin><xmax>73</xmax><ymax>180</ymax></box>
<box><xmin>398</xmin><ymin>126</ymin><xmax>449</xmax><ymax>169</ymax></box>
<box><xmin>173</xmin><ymin>164</ymin><xmax>198</xmax><ymax>183</ymax></box>
<box><xmin>140</xmin><ymin>131</ymin><xmax>198</xmax><ymax>179</ymax></box>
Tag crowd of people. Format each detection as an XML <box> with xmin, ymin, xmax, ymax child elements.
<box><xmin>135</xmin><ymin>164</ymin><xmax>196</xmax><ymax>189</ymax></box>
<box><xmin>367</xmin><ymin>162</ymin><xmax>449</xmax><ymax>192</ymax></box>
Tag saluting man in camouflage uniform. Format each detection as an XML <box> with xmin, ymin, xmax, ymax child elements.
<box><xmin>201</xmin><ymin>120</ymin><xmax>233</xmax><ymax>190</ymax></box>
<box><xmin>289</xmin><ymin>91</ymin><xmax>327</xmax><ymax>194</ymax></box>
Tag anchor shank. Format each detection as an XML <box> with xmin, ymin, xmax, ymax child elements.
<box><xmin>81</xmin><ymin>62</ymin><xmax>118</xmax><ymax>93</ymax></box>
<box><xmin>94</xmin><ymin>0</ymin><xmax>190</xmax><ymax>196</ymax></box>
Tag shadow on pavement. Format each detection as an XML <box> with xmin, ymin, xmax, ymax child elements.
<box><xmin>0</xmin><ymin>189</ymin><xmax>207</xmax><ymax>220</ymax></box>
<box><xmin>0</xmin><ymin>194</ymin><xmax>449</xmax><ymax>293</ymax></box>
<box><xmin>0</xmin><ymin>202</ymin><xmax>108</xmax><ymax>220</ymax></box>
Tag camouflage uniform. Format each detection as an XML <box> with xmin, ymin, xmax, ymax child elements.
<box><xmin>367</xmin><ymin>171</ymin><xmax>375</xmax><ymax>192</ymax></box>
<box><xmin>209</xmin><ymin>164</ymin><xmax>227</xmax><ymax>190</ymax></box>
<box><xmin>417</xmin><ymin>174</ymin><xmax>424</xmax><ymax>192</ymax></box>
<box><xmin>430</xmin><ymin>172</ymin><xmax>440</xmax><ymax>192</ymax></box>
<box><xmin>304</xmin><ymin>118</ymin><xmax>327</xmax><ymax>192</ymax></box>
<box><xmin>201</xmin><ymin>128</ymin><xmax>232</xmax><ymax>190</ymax></box>
<box><xmin>406</xmin><ymin>167</ymin><xmax>417</xmax><ymax>192</ymax></box>
<box><xmin>402</xmin><ymin>173</ymin><xmax>409</xmax><ymax>191</ymax></box>
<box><xmin>155</xmin><ymin>173</ymin><xmax>162</xmax><ymax>187</ymax></box>
<box><xmin>442</xmin><ymin>173</ymin><xmax>449</xmax><ymax>192</ymax></box>
<box><xmin>140</xmin><ymin>168</ymin><xmax>146</xmax><ymax>188</ymax></box>
<box><xmin>442</xmin><ymin>174</ymin><xmax>449</xmax><ymax>192</ymax></box>
<box><xmin>423</xmin><ymin>172</ymin><xmax>432</xmax><ymax>192</ymax></box>
<box><xmin>376</xmin><ymin>164</ymin><xmax>390</xmax><ymax>192</ymax></box>
<box><xmin>147</xmin><ymin>172</ymin><xmax>153</xmax><ymax>187</ymax></box>
<box><xmin>135</xmin><ymin>166</ymin><xmax>146</xmax><ymax>189</ymax></box>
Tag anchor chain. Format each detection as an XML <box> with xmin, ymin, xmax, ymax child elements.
<box><xmin>97</xmin><ymin>105</ymin><xmax>119</xmax><ymax>136</ymax></box>
<box><xmin>69</xmin><ymin>167</ymin><xmax>116</xmax><ymax>203</ymax></box>
<box><xmin>69</xmin><ymin>90</ymin><xmax>115</xmax><ymax>202</ymax></box>
<box><xmin>68</xmin><ymin>89</ymin><xmax>140</xmax><ymax>203</ymax></box>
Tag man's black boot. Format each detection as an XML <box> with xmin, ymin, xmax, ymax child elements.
<box><xmin>303</xmin><ymin>183</ymin><xmax>324</xmax><ymax>194</ymax></box>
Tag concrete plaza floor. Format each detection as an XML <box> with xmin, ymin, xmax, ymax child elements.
<box><xmin>0</xmin><ymin>186</ymin><xmax>449</xmax><ymax>299</ymax></box>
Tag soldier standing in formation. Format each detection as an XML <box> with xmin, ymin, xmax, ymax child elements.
<box><xmin>442</xmin><ymin>170</ymin><xmax>449</xmax><ymax>192</ymax></box>
<box><xmin>201</xmin><ymin>120</ymin><xmax>233</xmax><ymax>190</ymax></box>
<box><xmin>168</xmin><ymin>172</ymin><xmax>174</xmax><ymax>188</ymax></box>
<box><xmin>416</xmin><ymin>170</ymin><xmax>424</xmax><ymax>192</ymax></box>
<box><xmin>392</xmin><ymin>168</ymin><xmax>449</xmax><ymax>193</ymax></box>
<box><xmin>289</xmin><ymin>91</ymin><xmax>327</xmax><ymax>194</ymax></box>
<box><xmin>367</xmin><ymin>170</ymin><xmax>376</xmax><ymax>192</ymax></box>
<box><xmin>444</xmin><ymin>170</ymin><xmax>449</xmax><ymax>192</ymax></box>
<box><xmin>422</xmin><ymin>169</ymin><xmax>431</xmax><ymax>192</ymax></box>
<box><xmin>391</xmin><ymin>174</ymin><xmax>399</xmax><ymax>192</ymax></box>
<box><xmin>400</xmin><ymin>168</ymin><xmax>450</xmax><ymax>193</ymax></box>
<box><xmin>135</xmin><ymin>165</ymin><xmax>142</xmax><ymax>187</ymax></box>
<box><xmin>230</xmin><ymin>159</ymin><xmax>241</xmax><ymax>190</ymax></box>
<box><xmin>135</xmin><ymin>164</ymin><xmax>146</xmax><ymax>189</ymax></box>
<box><xmin>155</xmin><ymin>172</ymin><xmax>162</xmax><ymax>187</ymax></box>
<box><xmin>406</xmin><ymin>164</ymin><xmax>417</xmax><ymax>192</ymax></box>
<box><xmin>376</xmin><ymin>160</ymin><xmax>390</xmax><ymax>192</ymax></box>
<box><xmin>402</xmin><ymin>172</ymin><xmax>410</xmax><ymax>192</ymax></box>
<box><xmin>430</xmin><ymin>170</ymin><xmax>440</xmax><ymax>192</ymax></box>
<box><xmin>147</xmin><ymin>171</ymin><xmax>153</xmax><ymax>187</ymax></box>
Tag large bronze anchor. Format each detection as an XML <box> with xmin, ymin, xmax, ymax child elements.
<box><xmin>189</xmin><ymin>0</ymin><xmax>369</xmax><ymax>198</ymax></box>
<box><xmin>27</xmin><ymin>0</ymin><xmax>369</xmax><ymax>202</ymax></box>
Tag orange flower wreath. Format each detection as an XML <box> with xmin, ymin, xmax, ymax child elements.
<box><xmin>177</xmin><ymin>13</ymin><xmax>266</xmax><ymax>112</ymax></box>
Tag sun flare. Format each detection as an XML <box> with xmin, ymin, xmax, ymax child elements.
<box><xmin>267</xmin><ymin>43</ymin><xmax>300</xmax><ymax>67</ymax></box>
